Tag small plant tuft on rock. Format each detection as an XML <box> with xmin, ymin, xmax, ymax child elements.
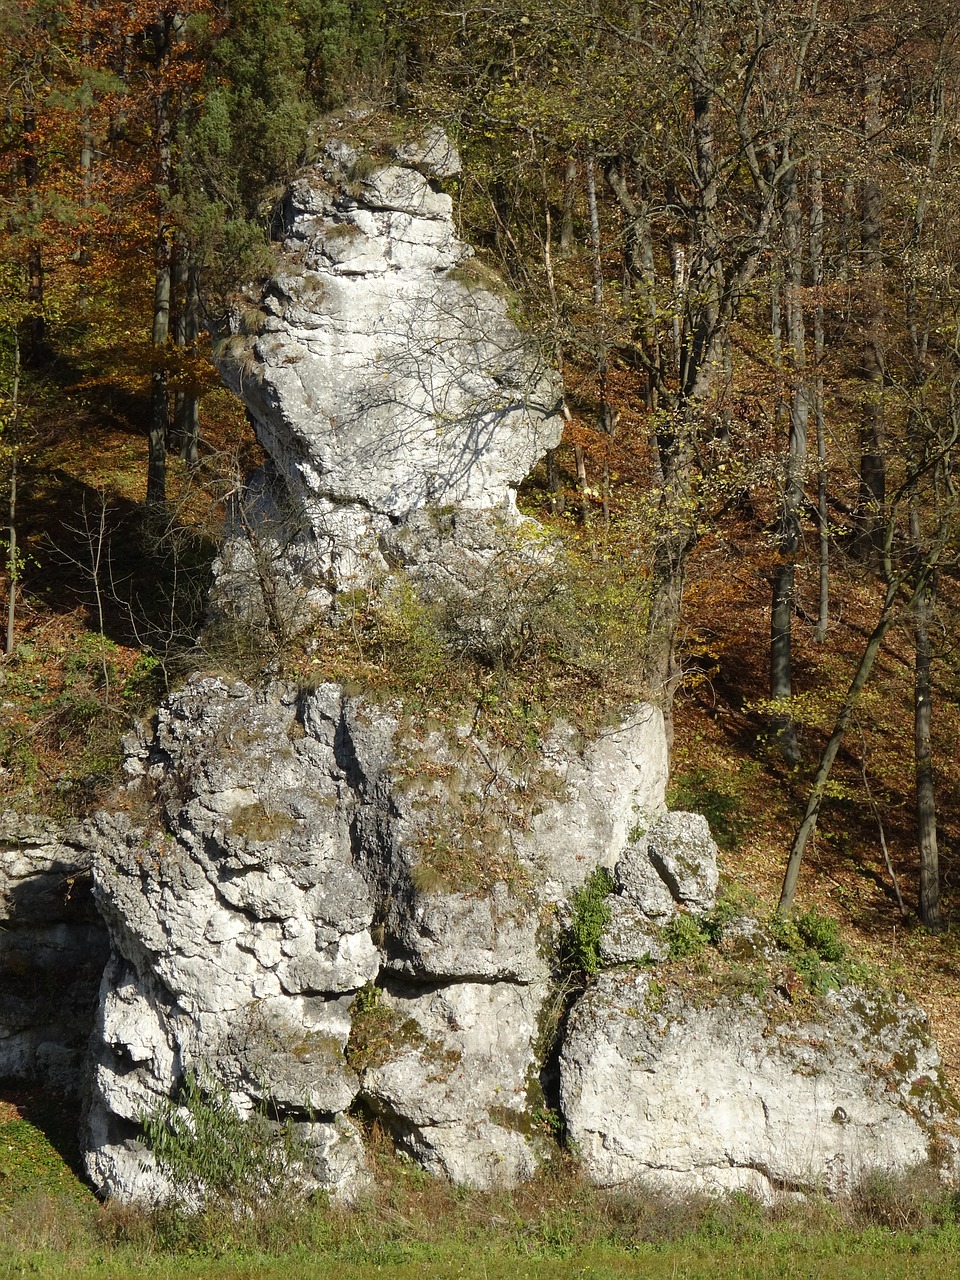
<box><xmin>769</xmin><ymin>909</ymin><xmax>870</xmax><ymax>995</ymax></box>
<box><xmin>140</xmin><ymin>1069</ymin><xmax>304</xmax><ymax>1208</ymax></box>
<box><xmin>664</xmin><ymin>913</ymin><xmax>710</xmax><ymax>961</ymax></box>
<box><xmin>563</xmin><ymin>867</ymin><xmax>614</xmax><ymax>975</ymax></box>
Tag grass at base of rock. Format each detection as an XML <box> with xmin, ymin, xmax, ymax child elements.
<box><xmin>4</xmin><ymin>1222</ymin><xmax>960</xmax><ymax>1280</ymax></box>
<box><xmin>0</xmin><ymin>1089</ymin><xmax>94</xmax><ymax>1204</ymax></box>
<box><xmin>4</xmin><ymin>1106</ymin><xmax>960</xmax><ymax>1280</ymax></box>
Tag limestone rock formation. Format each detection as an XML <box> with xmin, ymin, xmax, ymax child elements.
<box><xmin>83</xmin><ymin>673</ymin><xmax>960</xmax><ymax>1206</ymax></box>
<box><xmin>0</xmin><ymin>813</ymin><xmax>108</xmax><ymax>1093</ymax></box>
<box><xmin>561</xmin><ymin>972</ymin><xmax>956</xmax><ymax>1200</ymax></box>
<box><xmin>211</xmin><ymin>129</ymin><xmax>563</xmax><ymax>627</ymax></box>
<box><xmin>66</xmin><ymin>127</ymin><xmax>960</xmax><ymax>1208</ymax></box>
<box><xmin>83</xmin><ymin>677</ymin><xmax>667</xmax><ymax>1201</ymax></box>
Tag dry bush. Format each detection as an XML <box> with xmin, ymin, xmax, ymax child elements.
<box><xmin>848</xmin><ymin>1165</ymin><xmax>960</xmax><ymax>1231</ymax></box>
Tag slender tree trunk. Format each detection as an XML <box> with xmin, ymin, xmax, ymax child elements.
<box><xmin>148</xmin><ymin>224</ymin><xmax>172</xmax><ymax>505</ymax></box>
<box><xmin>604</xmin><ymin>157</ymin><xmax>662</xmax><ymax>410</ymax></box>
<box><xmin>779</xmin><ymin>573</ymin><xmax>901</xmax><ymax>914</ymax></box>
<box><xmin>560</xmin><ymin>155</ymin><xmax>576</xmax><ymax>256</ymax></box>
<box><xmin>181</xmin><ymin>266</ymin><xmax>201</xmax><ymax>466</ymax></box>
<box><xmin>146</xmin><ymin>13</ymin><xmax>176</xmax><ymax>506</ymax></box>
<box><xmin>811</xmin><ymin>153</ymin><xmax>829</xmax><ymax>641</ymax></box>
<box><xmin>574</xmin><ymin>442</ymin><xmax>590</xmax><ymax>526</ymax></box>
<box><xmin>586</xmin><ymin>154</ymin><xmax>614</xmax><ymax>529</ymax></box>
<box><xmin>779</xmin><ymin>551</ymin><xmax>938</xmax><ymax>915</ymax></box>
<box><xmin>20</xmin><ymin>76</ymin><xmax>48</xmax><ymax>367</ymax></box>
<box><xmin>5</xmin><ymin>448</ymin><xmax>16</xmax><ymax>658</ymax></box>
<box><xmin>769</xmin><ymin>157</ymin><xmax>807</xmax><ymax>765</ymax></box>
<box><xmin>5</xmin><ymin>336</ymin><xmax>20</xmax><ymax>657</ymax></box>
<box><xmin>904</xmin><ymin>67</ymin><xmax>946</xmax><ymax>931</ymax></box>
<box><xmin>856</xmin><ymin>66</ymin><xmax>885</xmax><ymax>555</ymax></box>
<box><xmin>171</xmin><ymin>251</ymin><xmax>200</xmax><ymax>466</ymax></box>
<box><xmin>78</xmin><ymin>28</ymin><xmax>94</xmax><ymax>275</ymax></box>
<box><xmin>540</xmin><ymin>185</ymin><xmax>564</xmax><ymax>515</ymax></box>
<box><xmin>544</xmin><ymin>448</ymin><xmax>561</xmax><ymax>512</ymax></box>
<box><xmin>839</xmin><ymin>174</ymin><xmax>855</xmax><ymax>288</ymax></box>
<box><xmin>171</xmin><ymin>239</ymin><xmax>188</xmax><ymax>454</ymax></box>
<box><xmin>914</xmin><ymin>571</ymin><xmax>942</xmax><ymax>929</ymax></box>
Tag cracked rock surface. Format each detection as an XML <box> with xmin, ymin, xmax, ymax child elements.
<box><xmin>560</xmin><ymin>970</ymin><xmax>956</xmax><ymax>1200</ymax></box>
<box><xmin>83</xmin><ymin>676</ymin><xmax>666</xmax><ymax>1201</ymax></box>
<box><xmin>211</xmin><ymin>131</ymin><xmax>563</xmax><ymax>626</ymax></box>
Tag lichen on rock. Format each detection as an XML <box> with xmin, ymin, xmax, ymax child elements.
<box><xmin>82</xmin><ymin>672</ymin><xmax>666</xmax><ymax>1203</ymax></box>
<box><xmin>559</xmin><ymin>969</ymin><xmax>959</xmax><ymax>1201</ymax></box>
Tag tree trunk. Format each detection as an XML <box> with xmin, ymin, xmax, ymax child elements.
<box><xmin>148</xmin><ymin>223</ymin><xmax>172</xmax><ymax>505</ymax></box>
<box><xmin>903</xmin><ymin>65</ymin><xmax>946</xmax><ymax>929</ymax></box>
<box><xmin>769</xmin><ymin>156</ymin><xmax>807</xmax><ymax>765</ymax></box>
<box><xmin>856</xmin><ymin>66</ymin><xmax>885</xmax><ymax>555</ymax></box>
<box><xmin>914</xmin><ymin>574</ymin><xmax>942</xmax><ymax>930</ymax></box>
<box><xmin>604</xmin><ymin>158</ymin><xmax>661</xmax><ymax>410</ymax></box>
<box><xmin>5</xmin><ymin>335</ymin><xmax>20</xmax><ymax>657</ymax></box>
<box><xmin>20</xmin><ymin>76</ymin><xmax>48</xmax><ymax>367</ymax></box>
<box><xmin>5</xmin><ymin>447</ymin><xmax>16</xmax><ymax>657</ymax></box>
<box><xmin>146</xmin><ymin>12</ymin><xmax>178</xmax><ymax>506</ymax></box>
<box><xmin>559</xmin><ymin>155</ymin><xmax>576</xmax><ymax>256</ymax></box>
<box><xmin>172</xmin><ymin>251</ymin><xmax>200</xmax><ymax>466</ymax></box>
<box><xmin>586</xmin><ymin>154</ymin><xmax>614</xmax><ymax>529</ymax></box>
<box><xmin>779</xmin><ymin>548</ymin><xmax>939</xmax><ymax>915</ymax></box>
<box><xmin>811</xmin><ymin>152</ymin><xmax>829</xmax><ymax>641</ymax></box>
<box><xmin>779</xmin><ymin>573</ymin><xmax>902</xmax><ymax>914</ymax></box>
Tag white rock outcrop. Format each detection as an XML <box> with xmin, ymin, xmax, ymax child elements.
<box><xmin>561</xmin><ymin>973</ymin><xmax>955</xmax><ymax>1200</ymax></box>
<box><xmin>212</xmin><ymin>131</ymin><xmax>563</xmax><ymax>623</ymax></box>
<box><xmin>83</xmin><ymin>676</ymin><xmax>667</xmax><ymax>1201</ymax></box>
<box><xmin>83</xmin><ymin>673</ymin><xmax>960</xmax><ymax>1205</ymax></box>
<box><xmin>68</xmin><ymin>128</ymin><xmax>959</xmax><ymax>1208</ymax></box>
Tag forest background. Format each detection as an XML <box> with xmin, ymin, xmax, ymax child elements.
<box><xmin>5</xmin><ymin>0</ymin><xmax>960</xmax><ymax>1076</ymax></box>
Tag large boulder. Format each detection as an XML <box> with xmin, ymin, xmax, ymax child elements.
<box><xmin>561</xmin><ymin>970</ymin><xmax>958</xmax><ymax>1200</ymax></box>
<box><xmin>83</xmin><ymin>677</ymin><xmax>667</xmax><ymax>1202</ymax></box>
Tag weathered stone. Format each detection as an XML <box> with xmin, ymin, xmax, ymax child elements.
<box><xmin>211</xmin><ymin>131</ymin><xmax>563</xmax><ymax>622</ymax></box>
<box><xmin>614</xmin><ymin>836</ymin><xmax>678</xmax><ymax>921</ymax></box>
<box><xmin>560</xmin><ymin>970</ymin><xmax>958</xmax><ymax>1200</ymax></box>
<box><xmin>515</xmin><ymin>708</ymin><xmax>668</xmax><ymax>895</ymax></box>
<box><xmin>600</xmin><ymin>897</ymin><xmax>667</xmax><ymax>965</ymax></box>
<box><xmin>395</xmin><ymin>125</ymin><xmax>462</xmax><ymax>179</ymax></box>
<box><xmin>84</xmin><ymin>672</ymin><xmax>667</xmax><ymax>1202</ymax></box>
<box><xmin>637</xmin><ymin>811</ymin><xmax>719</xmax><ymax>911</ymax></box>
<box><xmin>360</xmin><ymin>978</ymin><xmax>544</xmax><ymax>1189</ymax></box>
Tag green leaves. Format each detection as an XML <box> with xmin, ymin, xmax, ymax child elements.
<box><xmin>564</xmin><ymin>866</ymin><xmax>614</xmax><ymax>975</ymax></box>
<box><xmin>141</xmin><ymin>1069</ymin><xmax>305</xmax><ymax>1206</ymax></box>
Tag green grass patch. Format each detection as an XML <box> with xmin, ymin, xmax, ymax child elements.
<box><xmin>2</xmin><ymin>1107</ymin><xmax>960</xmax><ymax>1280</ymax></box>
<box><xmin>4</xmin><ymin>1208</ymin><xmax>960</xmax><ymax>1280</ymax></box>
<box><xmin>0</xmin><ymin>1093</ymin><xmax>94</xmax><ymax>1205</ymax></box>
